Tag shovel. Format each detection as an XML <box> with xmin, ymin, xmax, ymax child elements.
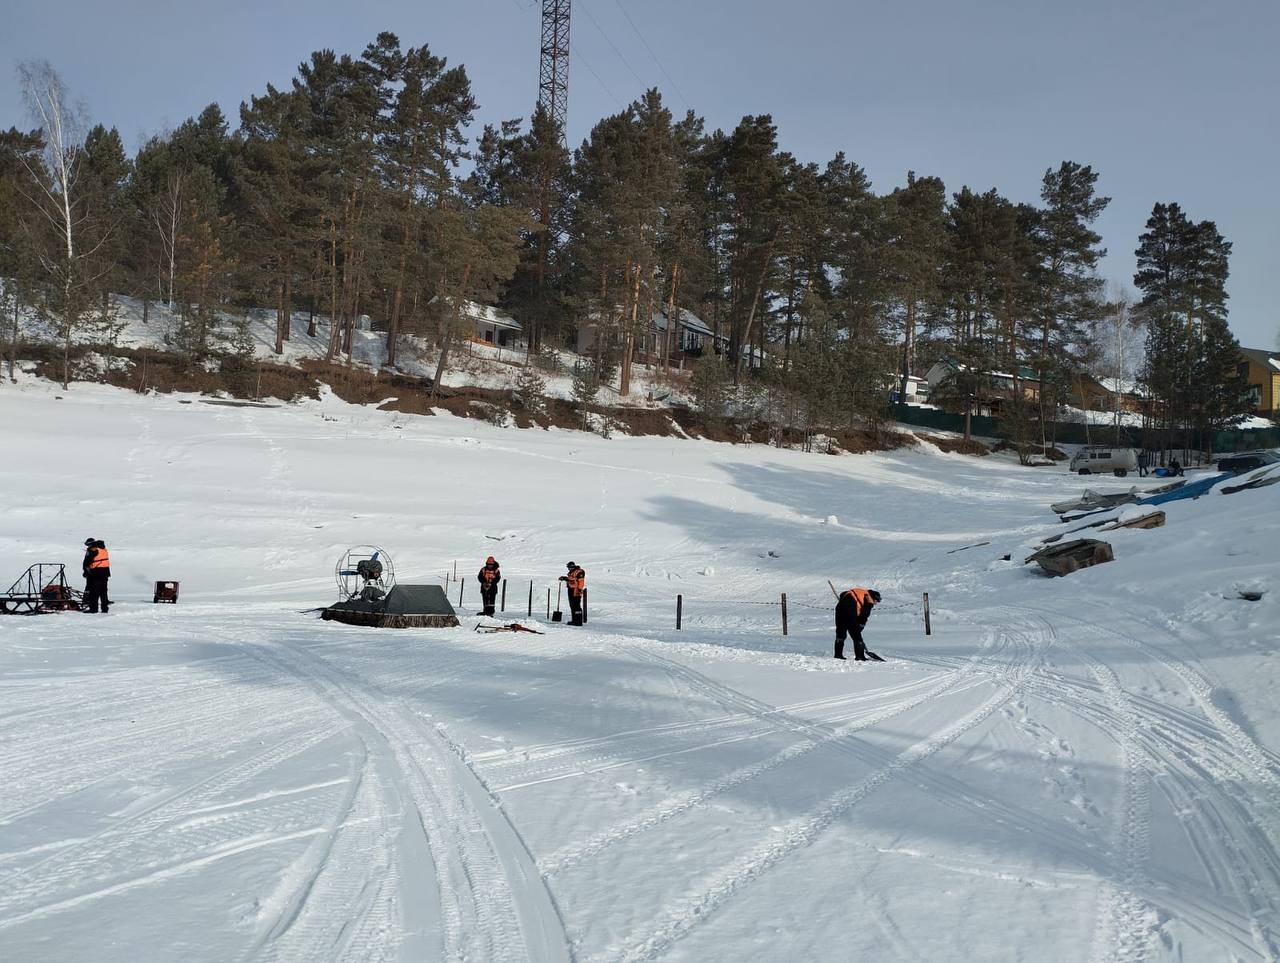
<box><xmin>551</xmin><ymin>582</ymin><xmax>563</xmax><ymax>622</ymax></box>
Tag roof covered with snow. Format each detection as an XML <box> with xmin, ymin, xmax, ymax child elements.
<box><xmin>431</xmin><ymin>297</ymin><xmax>521</xmax><ymax>331</ymax></box>
<box><xmin>652</xmin><ymin>307</ymin><xmax>715</xmax><ymax>339</ymax></box>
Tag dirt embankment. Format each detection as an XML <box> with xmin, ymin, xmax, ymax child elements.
<box><xmin>25</xmin><ymin>343</ymin><xmax>909</xmax><ymax>453</ymax></box>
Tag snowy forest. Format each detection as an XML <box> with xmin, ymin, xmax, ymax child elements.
<box><xmin>0</xmin><ymin>33</ymin><xmax>1252</xmax><ymax>450</ymax></box>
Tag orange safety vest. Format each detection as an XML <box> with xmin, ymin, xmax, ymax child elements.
<box><xmin>842</xmin><ymin>587</ymin><xmax>874</xmax><ymax>615</ymax></box>
<box><xmin>89</xmin><ymin>547</ymin><xmax>111</xmax><ymax>571</ymax></box>
<box><xmin>480</xmin><ymin>566</ymin><xmax>500</xmax><ymax>584</ymax></box>
<box><xmin>566</xmin><ymin>567</ymin><xmax>585</xmax><ymax>594</ymax></box>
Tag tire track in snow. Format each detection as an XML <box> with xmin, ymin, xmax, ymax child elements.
<box><xmin>540</xmin><ymin>673</ymin><xmax>989</xmax><ymax>875</ymax></box>
<box><xmin>245</xmin><ymin>637</ymin><xmax>572</xmax><ymax>963</ymax></box>
<box><xmin>604</xmin><ymin>684</ymin><xmax>1024</xmax><ymax>962</ymax></box>
<box><xmin>490</xmin><ymin>677</ymin><xmax>956</xmax><ymax>792</ymax></box>
<box><xmin>0</xmin><ymin>724</ymin><xmax>345</xmax><ymax>926</ymax></box>
<box><xmin>592</xmin><ymin>624</ymin><xmax>1038</xmax><ymax>961</ymax></box>
<box><xmin>0</xmin><ymin>686</ymin><xmax>321</xmax><ymax>827</ymax></box>
<box><xmin>479</xmin><ymin>675</ymin><xmax>948</xmax><ymax>769</ymax></box>
<box><xmin>1019</xmin><ymin>606</ymin><xmax>1280</xmax><ymax>962</ymax></box>
<box><xmin>962</xmin><ymin>667</ymin><xmax>1270</xmax><ymax>960</ymax></box>
<box><xmin>244</xmin><ymin>742</ymin><xmax>400</xmax><ymax>963</ymax></box>
<box><xmin>1020</xmin><ymin>614</ymin><xmax>1158</xmax><ymax>963</ymax></box>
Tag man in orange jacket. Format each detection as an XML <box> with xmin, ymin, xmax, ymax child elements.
<box><xmin>82</xmin><ymin>537</ymin><xmax>112</xmax><ymax>614</ymax></box>
<box><xmin>835</xmin><ymin>587</ymin><xmax>881</xmax><ymax>661</ymax></box>
<box><xmin>560</xmin><ymin>562</ymin><xmax>586</xmax><ymax>625</ymax></box>
<box><xmin>477</xmin><ymin>556</ymin><xmax>501</xmax><ymax>616</ymax></box>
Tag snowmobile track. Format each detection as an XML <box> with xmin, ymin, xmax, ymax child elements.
<box><xmin>595</xmin><ymin>625</ymin><xmax>1039</xmax><ymax>961</ymax></box>
<box><xmin>241</xmin><ymin>637</ymin><xmax>572</xmax><ymax>963</ymax></box>
<box><xmin>0</xmin><ymin>723</ymin><xmax>345</xmax><ymax>929</ymax></box>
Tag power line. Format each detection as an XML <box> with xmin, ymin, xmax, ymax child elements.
<box><xmin>570</xmin><ymin>39</ymin><xmax>624</xmax><ymax>110</ymax></box>
<box><xmin>578</xmin><ymin>0</ymin><xmax>649</xmax><ymax>95</ymax></box>
<box><xmin>495</xmin><ymin>0</ymin><xmax>624</xmax><ymax>120</ymax></box>
<box><xmin>612</xmin><ymin>0</ymin><xmax>689</xmax><ymax>108</ymax></box>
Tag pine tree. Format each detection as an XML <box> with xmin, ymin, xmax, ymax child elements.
<box><xmin>774</xmin><ymin>159</ymin><xmax>832</xmax><ymax>374</ymax></box>
<box><xmin>1135</xmin><ymin>205</ymin><xmax>1245</xmax><ymax>456</ymax></box>
<box><xmin>1032</xmin><ymin>161</ymin><xmax>1110</xmax><ymax>443</ymax></box>
<box><xmin>235</xmin><ymin>83</ymin><xmax>313</xmax><ymax>354</ymax></box>
<box><xmin>719</xmin><ymin>116</ymin><xmax>784</xmax><ymax>384</ymax></box>
<box><xmin>371</xmin><ymin>33</ymin><xmax>477</xmax><ymax>367</ymax></box>
<box><xmin>0</xmin><ymin>127</ymin><xmax>44</xmax><ymax>382</ymax></box>
<box><xmin>883</xmin><ymin>172</ymin><xmax>947</xmax><ymax>404</ymax></box>
<box><xmin>688</xmin><ymin>354</ymin><xmax>732</xmax><ymax>427</ymax></box>
<box><xmin>425</xmin><ymin>191</ymin><xmax>527</xmax><ymax>398</ymax></box>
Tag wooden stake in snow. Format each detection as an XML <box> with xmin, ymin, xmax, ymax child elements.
<box><xmin>528</xmin><ymin>580</ymin><xmax>533</xmax><ymax>618</ymax></box>
<box><xmin>676</xmin><ymin>594</ymin><xmax>683</xmax><ymax>630</ymax></box>
<box><xmin>501</xmin><ymin>579</ymin><xmax>507</xmax><ymax>612</ymax></box>
<box><xmin>923</xmin><ymin>592</ymin><xmax>932</xmax><ymax>636</ymax></box>
<box><xmin>457</xmin><ymin>579</ymin><xmax>464</xmax><ymax>607</ymax></box>
<box><xmin>780</xmin><ymin>593</ymin><xmax>788</xmax><ymax>636</ymax></box>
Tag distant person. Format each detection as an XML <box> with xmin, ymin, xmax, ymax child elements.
<box><xmin>1138</xmin><ymin>450</ymin><xmax>1149</xmax><ymax>477</ymax></box>
<box><xmin>1169</xmin><ymin>457</ymin><xmax>1183</xmax><ymax>476</ymax></box>
<box><xmin>835</xmin><ymin>587</ymin><xmax>882</xmax><ymax>661</ymax></box>
<box><xmin>82</xmin><ymin>537</ymin><xmax>111</xmax><ymax>614</ymax></box>
<box><xmin>560</xmin><ymin>562</ymin><xmax>586</xmax><ymax>625</ymax></box>
<box><xmin>477</xmin><ymin>556</ymin><xmax>501</xmax><ymax>616</ymax></box>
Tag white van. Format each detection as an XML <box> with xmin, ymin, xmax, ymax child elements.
<box><xmin>1070</xmin><ymin>446</ymin><xmax>1139</xmax><ymax>477</ymax></box>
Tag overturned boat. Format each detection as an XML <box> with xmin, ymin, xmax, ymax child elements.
<box><xmin>1025</xmin><ymin>538</ymin><xmax>1114</xmax><ymax>577</ymax></box>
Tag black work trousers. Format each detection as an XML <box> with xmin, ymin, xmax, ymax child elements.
<box><xmin>85</xmin><ymin>573</ymin><xmax>111</xmax><ymax>613</ymax></box>
<box><xmin>834</xmin><ymin>595</ymin><xmax>866</xmax><ymax>660</ymax></box>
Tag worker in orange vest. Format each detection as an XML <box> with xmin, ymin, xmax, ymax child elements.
<box><xmin>835</xmin><ymin>587</ymin><xmax>882</xmax><ymax>661</ymax></box>
<box><xmin>560</xmin><ymin>562</ymin><xmax>586</xmax><ymax>625</ymax></box>
<box><xmin>82</xmin><ymin>537</ymin><xmax>112</xmax><ymax>614</ymax></box>
<box><xmin>477</xmin><ymin>556</ymin><xmax>502</xmax><ymax>616</ymax></box>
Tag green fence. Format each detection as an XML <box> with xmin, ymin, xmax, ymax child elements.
<box><xmin>891</xmin><ymin>405</ymin><xmax>1278</xmax><ymax>453</ymax></box>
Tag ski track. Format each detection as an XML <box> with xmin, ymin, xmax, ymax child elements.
<box><xmin>491</xmin><ymin>674</ymin><xmax>973</xmax><ymax>793</ymax></box>
<box><xmin>1017</xmin><ymin>605</ymin><xmax>1280</xmax><ymax>962</ymax></box>
<box><xmin>0</xmin><ymin>723</ymin><xmax>346</xmax><ymax>928</ymax></box>
<box><xmin>240</xmin><ymin>635</ymin><xmax>573</xmax><ymax>963</ymax></box>
<box><xmin>0</xmin><ymin>663</ymin><xmax>322</xmax><ymax>826</ymax></box>
<box><xmin>592</xmin><ymin>621</ymin><xmax>1039</xmax><ymax>963</ymax></box>
<box><xmin>538</xmin><ymin>657</ymin><xmax>990</xmax><ymax>875</ymax></box>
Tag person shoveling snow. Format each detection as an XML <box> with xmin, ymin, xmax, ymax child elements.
<box><xmin>833</xmin><ymin>587</ymin><xmax>883</xmax><ymax>661</ymax></box>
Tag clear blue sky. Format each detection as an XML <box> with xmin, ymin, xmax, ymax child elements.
<box><xmin>4</xmin><ymin>0</ymin><xmax>1277</xmax><ymax>348</ymax></box>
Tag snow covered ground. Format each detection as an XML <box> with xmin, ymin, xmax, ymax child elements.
<box><xmin>1</xmin><ymin>376</ymin><xmax>1278</xmax><ymax>962</ymax></box>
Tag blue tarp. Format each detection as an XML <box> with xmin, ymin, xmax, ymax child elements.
<box><xmin>1136</xmin><ymin>473</ymin><xmax>1230</xmax><ymax>505</ymax></box>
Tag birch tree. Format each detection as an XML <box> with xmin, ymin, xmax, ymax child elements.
<box><xmin>16</xmin><ymin>61</ymin><xmax>120</xmax><ymax>387</ymax></box>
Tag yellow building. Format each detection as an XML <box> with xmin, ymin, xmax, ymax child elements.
<box><xmin>1239</xmin><ymin>347</ymin><xmax>1280</xmax><ymax>418</ymax></box>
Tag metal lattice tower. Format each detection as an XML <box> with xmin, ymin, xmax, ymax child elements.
<box><xmin>539</xmin><ymin>0</ymin><xmax>571</xmax><ymax>142</ymax></box>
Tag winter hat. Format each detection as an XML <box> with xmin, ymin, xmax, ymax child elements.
<box><xmin>486</xmin><ymin>556</ymin><xmax>496</xmax><ymax>564</ymax></box>
<box><xmin>869</xmin><ymin>590</ymin><xmax>882</xmax><ymax>603</ymax></box>
<box><xmin>566</xmin><ymin>561</ymin><xmax>577</xmax><ymax>569</ymax></box>
<box><xmin>84</xmin><ymin>538</ymin><xmax>96</xmax><ymax>547</ymax></box>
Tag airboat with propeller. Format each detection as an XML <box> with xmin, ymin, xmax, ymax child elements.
<box><xmin>320</xmin><ymin>545</ymin><xmax>459</xmax><ymax>628</ymax></box>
